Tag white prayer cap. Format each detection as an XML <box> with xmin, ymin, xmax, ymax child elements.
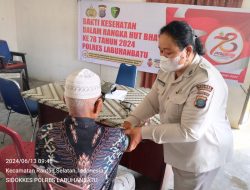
<box><xmin>64</xmin><ymin>69</ymin><xmax>101</xmax><ymax>99</ymax></box>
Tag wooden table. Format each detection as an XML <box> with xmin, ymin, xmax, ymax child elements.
<box><xmin>22</xmin><ymin>82</ymin><xmax>166</xmax><ymax>185</ymax></box>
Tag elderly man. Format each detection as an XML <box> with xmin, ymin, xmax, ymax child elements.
<box><xmin>35</xmin><ymin>69</ymin><xmax>135</xmax><ymax>190</ymax></box>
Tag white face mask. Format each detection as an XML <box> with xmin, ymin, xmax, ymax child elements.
<box><xmin>159</xmin><ymin>55</ymin><xmax>184</xmax><ymax>72</ymax></box>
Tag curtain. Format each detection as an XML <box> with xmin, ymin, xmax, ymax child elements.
<box><xmin>140</xmin><ymin>72</ymin><xmax>157</xmax><ymax>88</ymax></box>
<box><xmin>140</xmin><ymin>0</ymin><xmax>243</xmax><ymax>88</ymax></box>
<box><xmin>196</xmin><ymin>0</ymin><xmax>243</xmax><ymax>7</ymax></box>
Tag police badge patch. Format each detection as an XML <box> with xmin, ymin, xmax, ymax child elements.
<box><xmin>194</xmin><ymin>96</ymin><xmax>207</xmax><ymax>109</ymax></box>
<box><xmin>111</xmin><ymin>7</ymin><xmax>120</xmax><ymax>18</ymax></box>
<box><xmin>98</xmin><ymin>5</ymin><xmax>107</xmax><ymax>18</ymax></box>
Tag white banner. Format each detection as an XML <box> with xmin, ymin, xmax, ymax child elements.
<box><xmin>78</xmin><ymin>0</ymin><xmax>165</xmax><ymax>73</ymax></box>
<box><xmin>78</xmin><ymin>1</ymin><xmax>250</xmax><ymax>83</ymax></box>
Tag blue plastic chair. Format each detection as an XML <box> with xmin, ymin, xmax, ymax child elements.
<box><xmin>115</xmin><ymin>64</ymin><xmax>137</xmax><ymax>88</ymax></box>
<box><xmin>0</xmin><ymin>77</ymin><xmax>38</xmax><ymax>143</ymax></box>
<box><xmin>0</xmin><ymin>40</ymin><xmax>30</xmax><ymax>90</ymax></box>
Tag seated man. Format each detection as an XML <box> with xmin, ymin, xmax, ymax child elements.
<box><xmin>35</xmin><ymin>69</ymin><xmax>135</xmax><ymax>190</ymax></box>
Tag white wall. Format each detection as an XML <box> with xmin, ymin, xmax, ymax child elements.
<box><xmin>0</xmin><ymin>0</ymin><xmax>18</xmax><ymax>50</ymax></box>
<box><xmin>226</xmin><ymin>1</ymin><xmax>250</xmax><ymax>128</ymax></box>
<box><xmin>15</xmin><ymin>0</ymin><xmax>100</xmax><ymax>82</ymax></box>
<box><xmin>227</xmin><ymin>78</ymin><xmax>250</xmax><ymax>128</ymax></box>
<box><xmin>14</xmin><ymin>0</ymin><xmax>144</xmax><ymax>84</ymax></box>
<box><xmin>242</xmin><ymin>0</ymin><xmax>250</xmax><ymax>8</ymax></box>
<box><xmin>234</xmin><ymin>1</ymin><xmax>250</xmax><ymax>128</ymax></box>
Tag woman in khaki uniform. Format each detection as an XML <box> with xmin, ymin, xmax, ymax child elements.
<box><xmin>124</xmin><ymin>21</ymin><xmax>233</xmax><ymax>190</ymax></box>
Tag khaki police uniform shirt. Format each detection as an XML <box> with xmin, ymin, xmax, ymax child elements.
<box><xmin>126</xmin><ymin>54</ymin><xmax>233</xmax><ymax>173</ymax></box>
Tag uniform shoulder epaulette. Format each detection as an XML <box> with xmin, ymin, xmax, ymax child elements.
<box><xmin>191</xmin><ymin>63</ymin><xmax>209</xmax><ymax>83</ymax></box>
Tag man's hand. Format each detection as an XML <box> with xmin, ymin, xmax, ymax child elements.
<box><xmin>123</xmin><ymin>121</ymin><xmax>132</xmax><ymax>130</ymax></box>
<box><xmin>123</xmin><ymin>121</ymin><xmax>142</xmax><ymax>152</ymax></box>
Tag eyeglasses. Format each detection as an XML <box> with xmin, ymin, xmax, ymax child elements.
<box><xmin>120</xmin><ymin>101</ymin><xmax>132</xmax><ymax>111</ymax></box>
<box><xmin>119</xmin><ymin>101</ymin><xmax>133</xmax><ymax>117</ymax></box>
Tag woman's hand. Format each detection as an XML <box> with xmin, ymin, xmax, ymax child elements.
<box><xmin>123</xmin><ymin>121</ymin><xmax>142</xmax><ymax>152</ymax></box>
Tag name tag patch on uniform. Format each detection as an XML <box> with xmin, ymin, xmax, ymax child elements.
<box><xmin>197</xmin><ymin>91</ymin><xmax>210</xmax><ymax>97</ymax></box>
<box><xmin>194</xmin><ymin>96</ymin><xmax>207</xmax><ymax>109</ymax></box>
<box><xmin>196</xmin><ymin>84</ymin><xmax>213</xmax><ymax>92</ymax></box>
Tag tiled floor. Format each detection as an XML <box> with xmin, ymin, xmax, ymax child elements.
<box><xmin>0</xmin><ymin>77</ymin><xmax>250</xmax><ymax>190</ymax></box>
